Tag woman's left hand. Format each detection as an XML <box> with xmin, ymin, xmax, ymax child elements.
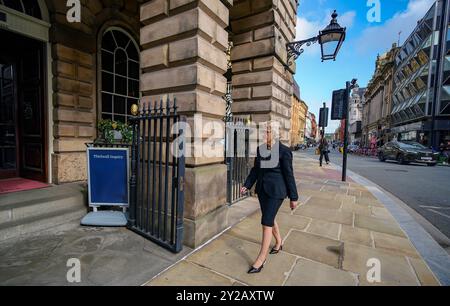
<box><xmin>290</xmin><ymin>201</ymin><xmax>298</xmax><ymax>211</ymax></box>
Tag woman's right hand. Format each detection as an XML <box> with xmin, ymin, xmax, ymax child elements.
<box><xmin>240</xmin><ymin>187</ymin><xmax>248</xmax><ymax>195</ymax></box>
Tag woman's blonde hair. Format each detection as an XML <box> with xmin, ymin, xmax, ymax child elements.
<box><xmin>261</xmin><ymin>120</ymin><xmax>282</xmax><ymax>143</ymax></box>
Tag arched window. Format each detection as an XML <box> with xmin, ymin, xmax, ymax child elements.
<box><xmin>0</xmin><ymin>0</ymin><xmax>42</xmax><ymax>19</ymax></box>
<box><xmin>100</xmin><ymin>28</ymin><xmax>140</xmax><ymax>123</ymax></box>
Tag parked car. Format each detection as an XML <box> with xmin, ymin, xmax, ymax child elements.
<box><xmin>378</xmin><ymin>141</ymin><xmax>439</xmax><ymax>166</ymax></box>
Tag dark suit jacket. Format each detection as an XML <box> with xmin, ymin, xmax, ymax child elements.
<box><xmin>244</xmin><ymin>142</ymin><xmax>299</xmax><ymax>201</ymax></box>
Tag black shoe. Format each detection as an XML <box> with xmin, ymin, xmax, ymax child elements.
<box><xmin>248</xmin><ymin>262</ymin><xmax>266</xmax><ymax>274</ymax></box>
<box><xmin>270</xmin><ymin>245</ymin><xmax>283</xmax><ymax>255</ymax></box>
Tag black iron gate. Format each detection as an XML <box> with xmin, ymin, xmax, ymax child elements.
<box><xmin>128</xmin><ymin>98</ymin><xmax>186</xmax><ymax>253</ymax></box>
<box><xmin>225</xmin><ymin>117</ymin><xmax>250</xmax><ymax>205</ymax></box>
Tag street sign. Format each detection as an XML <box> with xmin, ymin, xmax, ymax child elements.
<box><xmin>87</xmin><ymin>147</ymin><xmax>129</xmax><ymax>207</ymax></box>
<box><xmin>319</xmin><ymin>106</ymin><xmax>329</xmax><ymax>128</ymax></box>
<box><xmin>331</xmin><ymin>89</ymin><xmax>347</xmax><ymax>120</ymax></box>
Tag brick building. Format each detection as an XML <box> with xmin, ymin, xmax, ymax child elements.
<box><xmin>0</xmin><ymin>0</ymin><xmax>298</xmax><ymax>247</ymax></box>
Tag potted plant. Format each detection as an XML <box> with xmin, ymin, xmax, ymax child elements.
<box><xmin>97</xmin><ymin>119</ymin><xmax>133</xmax><ymax>144</ymax></box>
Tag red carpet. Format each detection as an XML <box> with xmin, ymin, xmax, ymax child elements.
<box><xmin>0</xmin><ymin>178</ymin><xmax>49</xmax><ymax>195</ymax></box>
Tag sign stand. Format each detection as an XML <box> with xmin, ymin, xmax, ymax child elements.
<box><xmin>81</xmin><ymin>147</ymin><xmax>130</xmax><ymax>227</ymax></box>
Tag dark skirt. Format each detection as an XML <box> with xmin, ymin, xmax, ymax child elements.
<box><xmin>257</xmin><ymin>189</ymin><xmax>284</xmax><ymax>227</ymax></box>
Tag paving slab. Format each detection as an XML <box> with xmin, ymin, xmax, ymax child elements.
<box><xmin>227</xmin><ymin>215</ymin><xmax>277</xmax><ymax>245</ymax></box>
<box><xmin>372</xmin><ymin>231</ymin><xmax>420</xmax><ymax>258</ymax></box>
<box><xmin>407</xmin><ymin>257</ymin><xmax>440</xmax><ymax>286</ymax></box>
<box><xmin>284</xmin><ymin>230</ymin><xmax>342</xmax><ymax>268</ymax></box>
<box><xmin>340</xmin><ymin>225</ymin><xmax>373</xmax><ymax>247</ymax></box>
<box><xmin>371</xmin><ymin>206</ymin><xmax>395</xmax><ymax>220</ymax></box>
<box><xmin>306</xmin><ymin>219</ymin><xmax>341</xmax><ymax>240</ymax></box>
<box><xmin>0</xmin><ymin>222</ymin><xmax>192</xmax><ymax>286</ymax></box>
<box><xmin>335</xmin><ymin>194</ymin><xmax>356</xmax><ymax>204</ymax></box>
<box><xmin>284</xmin><ymin>258</ymin><xmax>358</xmax><ymax>286</ymax></box>
<box><xmin>295</xmin><ymin>205</ymin><xmax>353</xmax><ymax>225</ymax></box>
<box><xmin>306</xmin><ymin>197</ymin><xmax>342</xmax><ymax>210</ymax></box>
<box><xmin>341</xmin><ymin>202</ymin><xmax>372</xmax><ymax>216</ymax></box>
<box><xmin>301</xmin><ymin>190</ymin><xmax>336</xmax><ymax>200</ymax></box>
<box><xmin>342</xmin><ymin>242</ymin><xmax>418</xmax><ymax>286</ymax></box>
<box><xmin>147</xmin><ymin>261</ymin><xmax>236</xmax><ymax>286</ymax></box>
<box><xmin>354</xmin><ymin>214</ymin><xmax>406</xmax><ymax>238</ymax></box>
<box><xmin>360</xmin><ymin>191</ymin><xmax>378</xmax><ymax>200</ymax></box>
<box><xmin>356</xmin><ymin>197</ymin><xmax>384</xmax><ymax>207</ymax></box>
<box><xmin>187</xmin><ymin>234</ymin><xmax>297</xmax><ymax>286</ymax></box>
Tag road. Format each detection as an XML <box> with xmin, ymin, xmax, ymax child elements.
<box><xmin>300</xmin><ymin>148</ymin><xmax>450</xmax><ymax>241</ymax></box>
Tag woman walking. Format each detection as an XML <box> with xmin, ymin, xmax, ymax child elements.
<box><xmin>240</xmin><ymin>123</ymin><xmax>298</xmax><ymax>274</ymax></box>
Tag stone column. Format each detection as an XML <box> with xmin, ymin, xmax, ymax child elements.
<box><xmin>52</xmin><ymin>44</ymin><xmax>96</xmax><ymax>184</ymax></box>
<box><xmin>140</xmin><ymin>0</ymin><xmax>231</xmax><ymax>248</ymax></box>
<box><xmin>230</xmin><ymin>0</ymin><xmax>297</xmax><ymax>143</ymax></box>
<box><xmin>50</xmin><ymin>0</ymin><xmax>97</xmax><ymax>184</ymax></box>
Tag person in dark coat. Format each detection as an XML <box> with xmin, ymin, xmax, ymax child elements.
<box><xmin>319</xmin><ymin>133</ymin><xmax>330</xmax><ymax>167</ymax></box>
<box><xmin>240</xmin><ymin>123</ymin><xmax>299</xmax><ymax>274</ymax></box>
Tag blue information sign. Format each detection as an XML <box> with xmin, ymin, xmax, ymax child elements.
<box><xmin>87</xmin><ymin>148</ymin><xmax>129</xmax><ymax>207</ymax></box>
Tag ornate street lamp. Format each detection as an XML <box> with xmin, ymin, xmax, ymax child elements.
<box><xmin>286</xmin><ymin>10</ymin><xmax>346</xmax><ymax>67</ymax></box>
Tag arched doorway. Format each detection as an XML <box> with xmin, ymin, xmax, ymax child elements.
<box><xmin>0</xmin><ymin>0</ymin><xmax>50</xmax><ymax>184</ymax></box>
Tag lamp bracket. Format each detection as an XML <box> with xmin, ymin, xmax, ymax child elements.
<box><xmin>286</xmin><ymin>36</ymin><xmax>319</xmax><ymax>67</ymax></box>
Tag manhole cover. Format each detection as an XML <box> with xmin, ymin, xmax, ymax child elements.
<box><xmin>385</xmin><ymin>169</ymin><xmax>408</xmax><ymax>173</ymax></box>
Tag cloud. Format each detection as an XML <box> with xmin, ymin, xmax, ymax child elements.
<box><xmin>295</xmin><ymin>10</ymin><xmax>356</xmax><ymax>56</ymax></box>
<box><xmin>356</xmin><ymin>0</ymin><xmax>435</xmax><ymax>53</ymax></box>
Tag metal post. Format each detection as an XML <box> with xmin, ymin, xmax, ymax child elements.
<box><xmin>128</xmin><ymin>119</ymin><xmax>138</xmax><ymax>228</ymax></box>
<box><xmin>322</xmin><ymin>102</ymin><xmax>327</xmax><ymax>137</ymax></box>
<box><xmin>342</xmin><ymin>81</ymin><xmax>350</xmax><ymax>182</ymax></box>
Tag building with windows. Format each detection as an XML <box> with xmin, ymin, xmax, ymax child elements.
<box><xmin>305</xmin><ymin>112</ymin><xmax>318</xmax><ymax>144</ymax></box>
<box><xmin>0</xmin><ymin>0</ymin><xmax>299</xmax><ymax>249</ymax></box>
<box><xmin>363</xmin><ymin>43</ymin><xmax>399</xmax><ymax>147</ymax></box>
<box><xmin>290</xmin><ymin>80</ymin><xmax>308</xmax><ymax>147</ymax></box>
<box><xmin>391</xmin><ymin>0</ymin><xmax>450</xmax><ymax>147</ymax></box>
<box><xmin>298</xmin><ymin>99</ymin><xmax>308</xmax><ymax>143</ymax></box>
<box><xmin>349</xmin><ymin>87</ymin><xmax>365</xmax><ymax>145</ymax></box>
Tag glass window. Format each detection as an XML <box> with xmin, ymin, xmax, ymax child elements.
<box><xmin>410</xmin><ymin>58</ymin><xmax>420</xmax><ymax>72</ymax></box>
<box><xmin>417</xmin><ymin>49</ymin><xmax>429</xmax><ymax>66</ymax></box>
<box><xmin>100</xmin><ymin>29</ymin><xmax>140</xmax><ymax>124</ymax></box>
<box><xmin>0</xmin><ymin>0</ymin><xmax>42</xmax><ymax>19</ymax></box>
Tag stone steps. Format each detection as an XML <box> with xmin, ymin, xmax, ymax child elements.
<box><xmin>0</xmin><ymin>183</ymin><xmax>87</xmax><ymax>241</ymax></box>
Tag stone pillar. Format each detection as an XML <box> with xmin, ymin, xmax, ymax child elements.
<box><xmin>140</xmin><ymin>0</ymin><xmax>231</xmax><ymax>248</ymax></box>
<box><xmin>230</xmin><ymin>0</ymin><xmax>297</xmax><ymax>143</ymax></box>
<box><xmin>52</xmin><ymin>44</ymin><xmax>96</xmax><ymax>184</ymax></box>
<box><xmin>50</xmin><ymin>0</ymin><xmax>97</xmax><ymax>184</ymax></box>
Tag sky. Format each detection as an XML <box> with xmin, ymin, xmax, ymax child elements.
<box><xmin>294</xmin><ymin>0</ymin><xmax>436</xmax><ymax>132</ymax></box>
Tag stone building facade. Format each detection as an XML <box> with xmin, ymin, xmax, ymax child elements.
<box><xmin>349</xmin><ymin>87</ymin><xmax>365</xmax><ymax>144</ymax></box>
<box><xmin>0</xmin><ymin>0</ymin><xmax>298</xmax><ymax>248</ymax></box>
<box><xmin>290</xmin><ymin>80</ymin><xmax>307</xmax><ymax>147</ymax></box>
<box><xmin>362</xmin><ymin>44</ymin><xmax>399</xmax><ymax>147</ymax></box>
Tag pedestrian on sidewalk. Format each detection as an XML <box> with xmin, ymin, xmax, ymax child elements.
<box><xmin>319</xmin><ymin>132</ymin><xmax>330</xmax><ymax>167</ymax></box>
<box><xmin>240</xmin><ymin>122</ymin><xmax>298</xmax><ymax>274</ymax></box>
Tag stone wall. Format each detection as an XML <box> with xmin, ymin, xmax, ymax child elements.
<box><xmin>139</xmin><ymin>0</ymin><xmax>297</xmax><ymax>248</ymax></box>
<box><xmin>140</xmin><ymin>0</ymin><xmax>231</xmax><ymax>248</ymax></box>
<box><xmin>46</xmin><ymin>0</ymin><xmax>140</xmax><ymax>184</ymax></box>
<box><xmin>230</xmin><ymin>0</ymin><xmax>297</xmax><ymax>143</ymax></box>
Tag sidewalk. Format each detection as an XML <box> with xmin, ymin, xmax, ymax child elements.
<box><xmin>146</xmin><ymin>153</ymin><xmax>440</xmax><ymax>286</ymax></box>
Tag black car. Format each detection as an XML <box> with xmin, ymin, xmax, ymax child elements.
<box><xmin>378</xmin><ymin>141</ymin><xmax>439</xmax><ymax>166</ymax></box>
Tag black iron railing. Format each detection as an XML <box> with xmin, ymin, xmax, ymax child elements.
<box><xmin>225</xmin><ymin>117</ymin><xmax>250</xmax><ymax>205</ymax></box>
<box><xmin>128</xmin><ymin>98</ymin><xmax>186</xmax><ymax>253</ymax></box>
